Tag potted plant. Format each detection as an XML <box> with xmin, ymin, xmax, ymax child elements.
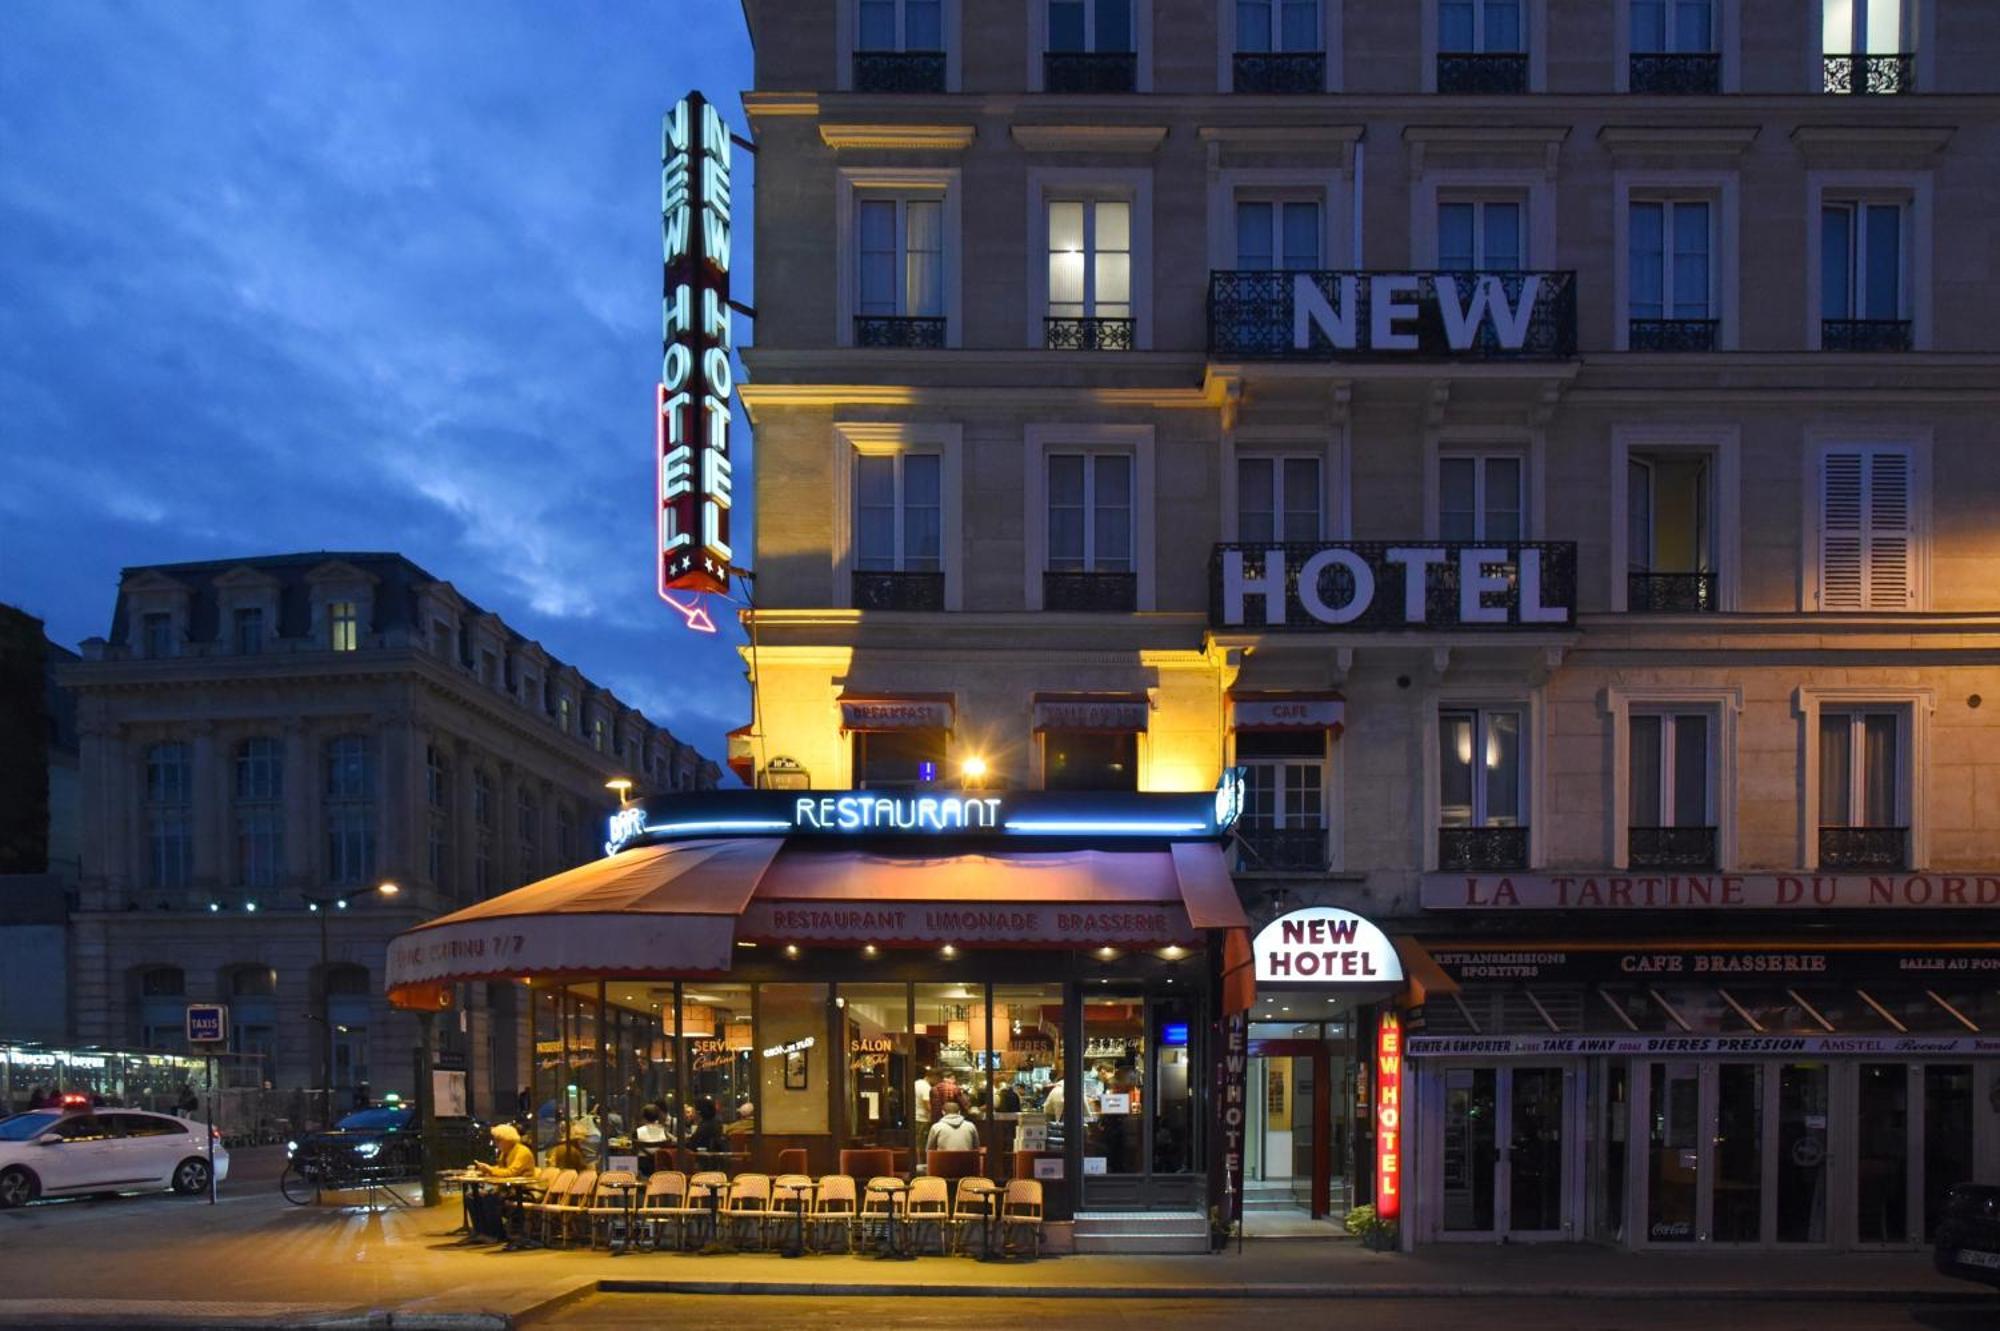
<box><xmin>1345</xmin><ymin>1202</ymin><xmax>1399</xmax><ymax>1252</ymax></box>
<box><xmin>1207</xmin><ymin>1204</ymin><xmax>1238</xmax><ymax>1251</ymax></box>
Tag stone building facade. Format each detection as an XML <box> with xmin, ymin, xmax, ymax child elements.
<box><xmin>61</xmin><ymin>553</ymin><xmax>717</xmax><ymax>1120</ymax></box>
<box><xmin>735</xmin><ymin>1</ymin><xmax>2000</xmax><ymax>1247</ymax></box>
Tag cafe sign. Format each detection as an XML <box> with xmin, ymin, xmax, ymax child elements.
<box><xmin>1253</xmin><ymin>907</ymin><xmax>1403</xmax><ymax>985</ymax></box>
<box><xmin>1423</xmin><ymin>872</ymin><xmax>2000</xmax><ymax>911</ymax></box>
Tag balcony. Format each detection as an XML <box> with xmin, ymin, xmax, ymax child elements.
<box><xmin>1043</xmin><ymin>51</ymin><xmax>1137</xmax><ymax>94</ymax></box>
<box><xmin>1629</xmin><ymin>52</ymin><xmax>1721</xmax><ymax>94</ymax></box>
<box><xmin>1436</xmin><ymin>52</ymin><xmax>1528</xmax><ymax>94</ymax></box>
<box><xmin>1629</xmin><ymin>825</ymin><xmax>1717</xmax><ymax>870</ymax></box>
<box><xmin>1823</xmin><ymin>52</ymin><xmax>1914</xmax><ymax>94</ymax></box>
<box><xmin>1628</xmin><ymin>571</ymin><xmax>1717</xmax><ymax>613</ymax></box>
<box><xmin>852</xmin><ymin>50</ymin><xmax>948</xmax><ymax>94</ymax></box>
<box><xmin>1211</xmin><ymin>541</ymin><xmax>1578</xmax><ymax>631</ymax></box>
<box><xmin>1439</xmin><ymin>826</ymin><xmax>1529</xmax><ymax>872</ymax></box>
<box><xmin>851</xmin><ymin>570</ymin><xmax>945</xmax><ymax>612</ymax></box>
<box><xmin>1629</xmin><ymin>318</ymin><xmax>1718</xmax><ymax>352</ymax></box>
<box><xmin>1235</xmin><ymin>827</ymin><xmax>1329</xmax><ymax>874</ymax></box>
<box><xmin>1043</xmin><ymin>571</ymin><xmax>1136</xmax><ymax>613</ymax></box>
<box><xmin>1232</xmin><ymin>51</ymin><xmax>1325</xmax><ymax>94</ymax></box>
<box><xmin>1820</xmin><ymin>826</ymin><xmax>1908</xmax><ymax>872</ymax></box>
<box><xmin>1822</xmin><ymin>319</ymin><xmax>1913</xmax><ymax>352</ymax></box>
<box><xmin>1208</xmin><ymin>269</ymin><xmax>1577</xmax><ymax>360</ymax></box>
<box><xmin>1045</xmin><ymin>316</ymin><xmax>1134</xmax><ymax>351</ymax></box>
<box><xmin>855</xmin><ymin>315</ymin><xmax>947</xmax><ymax>349</ymax></box>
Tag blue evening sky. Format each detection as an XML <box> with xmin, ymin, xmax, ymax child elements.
<box><xmin>0</xmin><ymin>1</ymin><xmax>757</xmax><ymax>767</ymax></box>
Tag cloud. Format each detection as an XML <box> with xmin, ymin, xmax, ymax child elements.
<box><xmin>0</xmin><ymin>0</ymin><xmax>756</xmax><ymax>765</ymax></box>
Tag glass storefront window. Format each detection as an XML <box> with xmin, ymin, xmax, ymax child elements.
<box><xmin>1646</xmin><ymin>1061</ymin><xmax>1698</xmax><ymax>1242</ymax></box>
<box><xmin>1082</xmin><ymin>994</ymin><xmax>1145</xmax><ymax>1174</ymax></box>
<box><xmin>917</xmin><ymin>982</ymin><xmax>988</xmax><ymax>1165</ymax></box>
<box><xmin>839</xmin><ymin>983</ymin><xmax>910</xmax><ymax>1162</ymax></box>
<box><xmin>1588</xmin><ymin>1061</ymin><xmax>1628</xmax><ymax>1244</ymax></box>
<box><xmin>1856</xmin><ymin>1062</ymin><xmax>1908</xmax><ymax>1243</ymax></box>
<box><xmin>1152</xmin><ymin>994</ymin><xmax>1196</xmax><ymax>1174</ymax></box>
<box><xmin>1441</xmin><ymin>1066</ymin><xmax>1496</xmax><ymax>1231</ymax></box>
<box><xmin>563</xmin><ymin>982</ymin><xmax>603</xmax><ymax>1157</ymax></box>
<box><xmin>1923</xmin><ymin>1064</ymin><xmax>1974</xmax><ymax>1241</ymax></box>
<box><xmin>1712</xmin><ymin>1063</ymin><xmax>1763</xmax><ymax>1242</ymax></box>
<box><xmin>1509</xmin><ymin>1066</ymin><xmax>1565</xmax><ymax>1231</ymax></box>
<box><xmin>683</xmin><ymin>982</ymin><xmax>754</xmax><ymax>1165</ymax></box>
<box><xmin>758</xmin><ymin>983</ymin><xmax>831</xmax><ymax>1171</ymax></box>
<box><xmin>530</xmin><ymin>984</ymin><xmax>562</xmax><ymax>1150</ymax></box>
<box><xmin>1776</xmin><ymin>1062</ymin><xmax>1830</xmax><ymax>1242</ymax></box>
<box><xmin>992</xmin><ymin>983</ymin><xmax>1064</xmax><ymax>1182</ymax></box>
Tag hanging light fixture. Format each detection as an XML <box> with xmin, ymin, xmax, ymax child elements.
<box><xmin>724</xmin><ymin>1019</ymin><xmax>754</xmax><ymax>1052</ymax></box>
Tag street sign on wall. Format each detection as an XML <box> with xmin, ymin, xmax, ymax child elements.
<box><xmin>185</xmin><ymin>1004</ymin><xmax>228</xmax><ymax>1046</ymax></box>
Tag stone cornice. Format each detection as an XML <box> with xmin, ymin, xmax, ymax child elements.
<box><xmin>1403</xmin><ymin>124</ymin><xmax>1571</xmax><ymax>178</ymax></box>
<box><xmin>819</xmin><ymin>123</ymin><xmax>976</xmax><ymax>152</ymax></box>
<box><xmin>1789</xmin><ymin>124</ymin><xmax>1956</xmax><ymax>164</ymax></box>
<box><xmin>1596</xmin><ymin>124</ymin><xmax>1761</xmax><ymax>160</ymax></box>
<box><xmin>1009</xmin><ymin>124</ymin><xmax>1168</xmax><ymax>154</ymax></box>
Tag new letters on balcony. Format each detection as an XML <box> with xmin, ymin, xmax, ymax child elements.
<box><xmin>1208</xmin><ymin>270</ymin><xmax>1578</xmax><ymax>360</ymax></box>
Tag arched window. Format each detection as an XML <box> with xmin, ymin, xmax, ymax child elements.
<box><xmin>225</xmin><ymin>965</ymin><xmax>278</xmax><ymax>1073</ymax></box>
<box><xmin>233</xmin><ymin>738</ymin><xmax>284</xmax><ymax>890</ymax></box>
<box><xmin>425</xmin><ymin>744</ymin><xmax>453</xmax><ymax>892</ymax></box>
<box><xmin>324</xmin><ymin>735</ymin><xmax>375</xmax><ymax>886</ymax></box>
<box><xmin>136</xmin><ymin>966</ymin><xmax>185</xmax><ymax>1049</ymax></box>
<box><xmin>324</xmin><ymin>964</ymin><xmax>373</xmax><ymax>1094</ymax></box>
<box><xmin>144</xmin><ymin>743</ymin><xmax>193</xmax><ymax>890</ymax></box>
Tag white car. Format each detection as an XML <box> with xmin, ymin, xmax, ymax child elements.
<box><xmin>0</xmin><ymin>1106</ymin><xmax>230</xmax><ymax>1207</ymax></box>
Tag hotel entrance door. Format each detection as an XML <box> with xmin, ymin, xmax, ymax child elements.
<box><xmin>1247</xmin><ymin>1039</ymin><xmax>1335</xmax><ymax>1218</ymax></box>
<box><xmin>1430</xmin><ymin>1063</ymin><xmax>1578</xmax><ymax>1240</ymax></box>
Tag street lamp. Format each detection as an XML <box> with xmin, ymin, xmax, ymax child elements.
<box><xmin>605</xmin><ymin>777</ymin><xmax>635</xmax><ymax>806</ymax></box>
<box><xmin>304</xmin><ymin>880</ymin><xmax>399</xmax><ymax>1128</ymax></box>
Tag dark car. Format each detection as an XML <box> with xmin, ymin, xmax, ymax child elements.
<box><xmin>1934</xmin><ymin>1183</ymin><xmax>2000</xmax><ymax>1289</ymax></box>
<box><xmin>284</xmin><ymin>1106</ymin><xmax>483</xmax><ymax>1186</ymax></box>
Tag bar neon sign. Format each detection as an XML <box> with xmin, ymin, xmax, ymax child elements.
<box><xmin>1376</xmin><ymin>1010</ymin><xmax>1402</xmax><ymax>1223</ymax></box>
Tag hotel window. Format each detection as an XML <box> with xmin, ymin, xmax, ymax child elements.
<box><xmin>1237</xmin><ymin>732</ymin><xmax>1327</xmax><ymax>872</ymax></box>
<box><xmin>1234</xmin><ymin>1</ymin><xmax>1323</xmax><ymax>93</ymax></box>
<box><xmin>328</xmin><ymin>600</ymin><xmax>358</xmax><ymax>652</ymax></box>
<box><xmin>1818</xmin><ymin>448</ymin><xmax>1914</xmax><ymax>609</ymax></box>
<box><xmin>1629</xmin><ymin>0</ymin><xmax>1717</xmax><ymax>92</ymax></box>
<box><xmin>1046</xmin><ymin>452</ymin><xmax>1135</xmax><ymax>611</ymax></box>
<box><xmin>1438</xmin><ymin>0</ymin><xmax>1526</xmax><ymax>93</ymax></box>
<box><xmin>233</xmin><ymin>608</ymin><xmax>265</xmax><ymax>656</ymax></box>
<box><xmin>1438</xmin><ymin>199</ymin><xmax>1521</xmax><ymax>272</ymax></box>
<box><xmin>1438</xmin><ymin>454</ymin><xmax>1523</xmax><ymax>543</ymax></box>
<box><xmin>1628</xmin><ymin>200</ymin><xmax>1714</xmax><ymax>350</ymax></box>
<box><xmin>1045</xmin><ymin>0</ymin><xmax>1135</xmax><ymax>93</ymax></box>
<box><xmin>144</xmin><ymin>742</ymin><xmax>193</xmax><ymax>891</ymax></box>
<box><xmin>1237</xmin><ymin>456</ymin><xmax>1321</xmax><ymax>543</ymax></box>
<box><xmin>854</xmin><ymin>451</ymin><xmax>944</xmax><ymax>611</ymax></box>
<box><xmin>854</xmin><ymin>729</ymin><xmax>948</xmax><ymax>790</ymax></box>
<box><xmin>1821</xmin><ymin>201</ymin><xmax>1910</xmax><ymax>350</ymax></box>
<box><xmin>1236</xmin><ymin>199</ymin><xmax>1321</xmax><ymax>272</ymax></box>
<box><xmin>1818</xmin><ymin>709</ymin><xmax>1906</xmax><ymax>870</ymax></box>
<box><xmin>1626</xmin><ymin>452</ymin><xmax>1714</xmax><ymax>612</ymax></box>
<box><xmin>141</xmin><ymin>612</ymin><xmax>175</xmax><ymax>660</ymax></box>
<box><xmin>233</xmin><ymin>737</ymin><xmax>284</xmax><ymax>891</ymax></box>
<box><xmin>1047</xmin><ymin>199</ymin><xmax>1132</xmax><ymax>351</ymax></box>
<box><xmin>1823</xmin><ymin>0</ymin><xmax>1911</xmax><ymax>93</ymax></box>
<box><xmin>324</xmin><ymin>735</ymin><xmax>375</xmax><ymax>887</ymax></box>
<box><xmin>1438</xmin><ymin>708</ymin><xmax>1526</xmax><ymax>870</ymax></box>
<box><xmin>854</xmin><ymin>0</ymin><xmax>945</xmax><ymax>92</ymax></box>
<box><xmin>855</xmin><ymin>195</ymin><xmax>945</xmax><ymax>348</ymax></box>
<box><xmin>426</xmin><ymin>743</ymin><xmax>452</xmax><ymax>893</ymax></box>
<box><xmin>1043</xmin><ymin>730</ymin><xmax>1138</xmax><ymax>791</ymax></box>
<box><xmin>1628</xmin><ymin>712</ymin><xmax>1714</xmax><ymax>869</ymax></box>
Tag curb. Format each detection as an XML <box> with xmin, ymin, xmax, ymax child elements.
<box><xmin>592</xmin><ymin>1278</ymin><xmax>1974</xmax><ymax>1302</ymax></box>
<box><xmin>0</xmin><ymin>1310</ymin><xmax>509</xmax><ymax>1331</ymax></box>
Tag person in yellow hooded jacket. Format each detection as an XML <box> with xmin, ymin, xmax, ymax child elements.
<box><xmin>468</xmin><ymin>1123</ymin><xmax>535</xmax><ymax>1241</ymax></box>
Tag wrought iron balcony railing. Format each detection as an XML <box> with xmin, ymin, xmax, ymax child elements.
<box><xmin>1628</xmin><ymin>571</ymin><xmax>1718</xmax><ymax>613</ymax></box>
<box><xmin>852</xmin><ymin>50</ymin><xmax>948</xmax><ymax>94</ymax></box>
<box><xmin>1439</xmin><ymin>826</ymin><xmax>1529</xmax><ymax>872</ymax></box>
<box><xmin>1209</xmin><ymin>269</ymin><xmax>1577</xmax><ymax>360</ymax></box>
<box><xmin>1046</xmin><ymin>316</ymin><xmax>1134</xmax><ymax>351</ymax></box>
<box><xmin>1235</xmin><ymin>826</ymin><xmax>1330</xmax><ymax>874</ymax></box>
<box><xmin>1820</xmin><ymin>826</ymin><xmax>1908</xmax><ymax>871</ymax></box>
<box><xmin>1437</xmin><ymin>52</ymin><xmax>1528</xmax><ymax>94</ymax></box>
<box><xmin>855</xmin><ymin>315</ymin><xmax>947</xmax><ymax>349</ymax></box>
<box><xmin>1629</xmin><ymin>52</ymin><xmax>1721</xmax><ymax>94</ymax></box>
<box><xmin>1043</xmin><ymin>571</ymin><xmax>1137</xmax><ymax>613</ymax></box>
<box><xmin>852</xmin><ymin>570</ymin><xmax>945</xmax><ymax>612</ymax></box>
<box><xmin>1043</xmin><ymin>51</ymin><xmax>1137</xmax><ymax>93</ymax></box>
<box><xmin>1823</xmin><ymin>52</ymin><xmax>1914</xmax><ymax>94</ymax></box>
<box><xmin>1211</xmin><ymin>541</ymin><xmax>1578</xmax><ymax>631</ymax></box>
<box><xmin>1232</xmin><ymin>51</ymin><xmax>1326</xmax><ymax>94</ymax></box>
<box><xmin>1822</xmin><ymin>319</ymin><xmax>1913</xmax><ymax>352</ymax></box>
<box><xmin>1629</xmin><ymin>318</ymin><xmax>1718</xmax><ymax>352</ymax></box>
<box><xmin>1630</xmin><ymin>825</ymin><xmax>1718</xmax><ymax>870</ymax></box>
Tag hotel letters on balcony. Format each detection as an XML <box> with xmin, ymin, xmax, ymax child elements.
<box><xmin>1214</xmin><ymin>542</ymin><xmax>1577</xmax><ymax>630</ymax></box>
<box><xmin>659</xmin><ymin>90</ymin><xmax>734</xmax><ymax>597</ymax></box>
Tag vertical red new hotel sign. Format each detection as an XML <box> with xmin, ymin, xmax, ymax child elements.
<box><xmin>1376</xmin><ymin>1010</ymin><xmax>1402</xmax><ymax>1220</ymax></box>
<box><xmin>659</xmin><ymin>91</ymin><xmax>734</xmax><ymax>598</ymax></box>
<box><xmin>1210</xmin><ymin>1008</ymin><xmax>1248</xmax><ymax>1229</ymax></box>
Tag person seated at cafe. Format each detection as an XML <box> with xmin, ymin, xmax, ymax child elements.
<box><xmin>548</xmin><ymin>1122</ymin><xmax>588</xmax><ymax>1172</ymax></box>
<box><xmin>469</xmin><ymin>1123</ymin><xmax>535</xmax><ymax>1241</ymax></box>
<box><xmin>634</xmin><ymin>1106</ymin><xmax>669</xmax><ymax>1175</ymax></box>
<box><xmin>724</xmin><ymin>1100</ymin><xmax>755</xmax><ymax>1137</ymax></box>
<box><xmin>686</xmin><ymin>1097</ymin><xmax>727</xmax><ymax>1156</ymax></box>
<box><xmin>925</xmin><ymin>1099</ymin><xmax>981</xmax><ymax>1153</ymax></box>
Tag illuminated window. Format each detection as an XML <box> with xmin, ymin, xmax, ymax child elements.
<box><xmin>1438</xmin><ymin>708</ymin><xmax>1522</xmax><ymax>829</ymax></box>
<box><xmin>328</xmin><ymin>601</ymin><xmax>359</xmax><ymax>652</ymax></box>
<box><xmin>1046</xmin><ymin>199</ymin><xmax>1131</xmax><ymax>323</ymax></box>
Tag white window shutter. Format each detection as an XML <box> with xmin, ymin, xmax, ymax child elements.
<box><xmin>1866</xmin><ymin>450</ymin><xmax>1913</xmax><ymax>609</ymax></box>
<box><xmin>1819</xmin><ymin>451</ymin><xmax>1865</xmax><ymax>610</ymax></box>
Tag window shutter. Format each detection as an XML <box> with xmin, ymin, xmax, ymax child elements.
<box><xmin>1866</xmin><ymin>450</ymin><xmax>1912</xmax><ymax>609</ymax></box>
<box><xmin>1818</xmin><ymin>452</ymin><xmax>1865</xmax><ymax>610</ymax></box>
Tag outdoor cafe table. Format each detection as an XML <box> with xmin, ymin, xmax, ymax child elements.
<box><xmin>957</xmin><ymin>1179</ymin><xmax>1002</xmax><ymax>1260</ymax></box>
<box><xmin>596</xmin><ymin>1176</ymin><xmax>644</xmax><ymax>1255</ymax></box>
<box><xmin>771</xmin><ymin>1176</ymin><xmax>816</xmax><ymax>1259</ymax></box>
<box><xmin>685</xmin><ymin>1164</ymin><xmax>733</xmax><ymax>1253</ymax></box>
<box><xmin>864</xmin><ymin>1177</ymin><xmax>913</xmax><ymax>1261</ymax></box>
<box><xmin>439</xmin><ymin>1171</ymin><xmax>534</xmax><ymax>1243</ymax></box>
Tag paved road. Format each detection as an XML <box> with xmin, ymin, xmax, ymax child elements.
<box><xmin>529</xmin><ymin>1295</ymin><xmax>2000</xmax><ymax>1330</ymax></box>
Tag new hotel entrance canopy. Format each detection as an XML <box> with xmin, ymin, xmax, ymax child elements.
<box><xmin>384</xmin><ymin>788</ymin><xmax>1251</xmax><ymax>1005</ymax></box>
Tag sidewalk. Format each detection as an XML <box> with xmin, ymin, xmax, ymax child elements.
<box><xmin>0</xmin><ymin>1191</ymin><xmax>1969</xmax><ymax>1329</ymax></box>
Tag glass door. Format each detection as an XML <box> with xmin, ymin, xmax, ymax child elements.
<box><xmin>1639</xmin><ymin>1060</ymin><xmax>1832</xmax><ymax>1246</ymax></box>
<box><xmin>1435</xmin><ymin>1063</ymin><xmax>1575</xmax><ymax>1240</ymax></box>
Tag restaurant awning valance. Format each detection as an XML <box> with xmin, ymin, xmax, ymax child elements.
<box><xmin>837</xmin><ymin>692</ymin><xmax>955</xmax><ymax>732</ymax></box>
<box><xmin>386</xmin><ymin>836</ymin><xmax>1248</xmax><ymax>1002</ymax></box>
<box><xmin>1230</xmin><ymin>691</ymin><xmax>1345</xmax><ymax>734</ymax></box>
<box><xmin>1032</xmin><ymin>692</ymin><xmax>1150</xmax><ymax>732</ymax></box>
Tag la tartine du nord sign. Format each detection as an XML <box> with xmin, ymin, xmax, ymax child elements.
<box><xmin>659</xmin><ymin>91</ymin><xmax>734</xmax><ymax>599</ymax></box>
<box><xmin>1212</xmin><ymin>542</ymin><xmax>1577</xmax><ymax>631</ymax></box>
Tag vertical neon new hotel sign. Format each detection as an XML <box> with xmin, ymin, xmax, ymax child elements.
<box><xmin>1376</xmin><ymin>1010</ymin><xmax>1402</xmax><ymax>1221</ymax></box>
<box><xmin>659</xmin><ymin>91</ymin><xmax>734</xmax><ymax>599</ymax></box>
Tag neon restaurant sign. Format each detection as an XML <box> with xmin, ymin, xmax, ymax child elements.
<box><xmin>603</xmin><ymin>778</ymin><xmax>1245</xmax><ymax>855</ymax></box>
<box><xmin>659</xmin><ymin>90</ymin><xmax>734</xmax><ymax>600</ymax></box>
